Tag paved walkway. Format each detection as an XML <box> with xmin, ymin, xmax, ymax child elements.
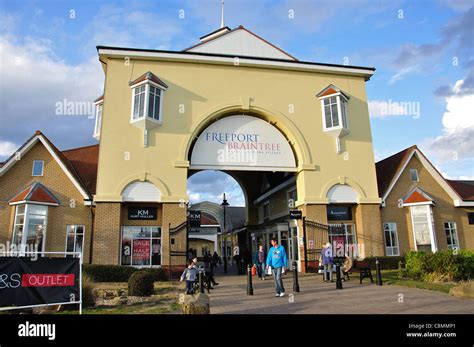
<box><xmin>208</xmin><ymin>270</ymin><xmax>474</xmax><ymax>314</ymax></box>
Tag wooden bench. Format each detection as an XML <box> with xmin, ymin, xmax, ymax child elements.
<box><xmin>350</xmin><ymin>261</ymin><xmax>374</xmax><ymax>284</ymax></box>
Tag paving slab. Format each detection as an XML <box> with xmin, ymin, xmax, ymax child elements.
<box><xmin>208</xmin><ymin>272</ymin><xmax>474</xmax><ymax>314</ymax></box>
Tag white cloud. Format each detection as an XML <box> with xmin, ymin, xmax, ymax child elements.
<box><xmin>0</xmin><ymin>140</ymin><xmax>18</xmax><ymax>159</ymax></box>
<box><xmin>424</xmin><ymin>78</ymin><xmax>474</xmax><ymax>163</ymax></box>
<box><xmin>0</xmin><ymin>35</ymin><xmax>104</xmax><ymax>155</ymax></box>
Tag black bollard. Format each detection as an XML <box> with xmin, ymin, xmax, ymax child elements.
<box><xmin>292</xmin><ymin>261</ymin><xmax>300</xmax><ymax>292</ymax></box>
<box><xmin>376</xmin><ymin>257</ymin><xmax>383</xmax><ymax>286</ymax></box>
<box><xmin>223</xmin><ymin>255</ymin><xmax>227</xmax><ymax>274</ymax></box>
<box><xmin>247</xmin><ymin>264</ymin><xmax>254</xmax><ymax>295</ymax></box>
<box><xmin>335</xmin><ymin>263</ymin><xmax>343</xmax><ymax>289</ymax></box>
<box><xmin>199</xmin><ymin>270</ymin><xmax>204</xmax><ymax>293</ymax></box>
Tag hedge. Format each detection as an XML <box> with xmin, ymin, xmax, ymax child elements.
<box><xmin>83</xmin><ymin>264</ymin><xmax>168</xmax><ymax>282</ymax></box>
<box><xmin>128</xmin><ymin>271</ymin><xmax>155</xmax><ymax>296</ymax></box>
<box><xmin>362</xmin><ymin>256</ymin><xmax>405</xmax><ymax>270</ymax></box>
<box><xmin>405</xmin><ymin>250</ymin><xmax>474</xmax><ymax>282</ymax></box>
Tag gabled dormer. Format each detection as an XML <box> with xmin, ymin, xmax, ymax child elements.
<box><xmin>128</xmin><ymin>71</ymin><xmax>168</xmax><ymax>147</ymax></box>
<box><xmin>316</xmin><ymin>84</ymin><xmax>350</xmax><ymax>154</ymax></box>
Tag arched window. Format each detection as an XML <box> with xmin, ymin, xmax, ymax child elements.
<box><xmin>122</xmin><ymin>181</ymin><xmax>161</xmax><ymax>202</ymax></box>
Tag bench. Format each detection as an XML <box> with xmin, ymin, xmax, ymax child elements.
<box><xmin>350</xmin><ymin>261</ymin><xmax>374</xmax><ymax>284</ymax></box>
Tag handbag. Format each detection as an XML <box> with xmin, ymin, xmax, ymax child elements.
<box><xmin>267</xmin><ymin>266</ymin><xmax>273</xmax><ymax>275</ymax></box>
<box><xmin>251</xmin><ymin>265</ymin><xmax>257</xmax><ymax>276</ymax></box>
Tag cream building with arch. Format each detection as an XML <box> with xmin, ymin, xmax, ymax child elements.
<box><xmin>91</xmin><ymin>25</ymin><xmax>383</xmax><ymax>271</ymax></box>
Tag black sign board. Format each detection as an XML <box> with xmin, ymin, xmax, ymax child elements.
<box><xmin>327</xmin><ymin>205</ymin><xmax>352</xmax><ymax>221</ymax></box>
<box><xmin>188</xmin><ymin>210</ymin><xmax>201</xmax><ymax>228</ymax></box>
<box><xmin>128</xmin><ymin>207</ymin><xmax>157</xmax><ymax>220</ymax></box>
<box><xmin>289</xmin><ymin>209</ymin><xmax>303</xmax><ymax>219</ymax></box>
<box><xmin>0</xmin><ymin>257</ymin><xmax>80</xmax><ymax>308</ymax></box>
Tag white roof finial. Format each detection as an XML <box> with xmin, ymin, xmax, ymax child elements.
<box><xmin>220</xmin><ymin>0</ymin><xmax>225</xmax><ymax>28</ymax></box>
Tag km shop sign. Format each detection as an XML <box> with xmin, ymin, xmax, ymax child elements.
<box><xmin>0</xmin><ymin>257</ymin><xmax>80</xmax><ymax>308</ymax></box>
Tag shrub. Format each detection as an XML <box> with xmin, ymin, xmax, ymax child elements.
<box><xmin>405</xmin><ymin>250</ymin><xmax>474</xmax><ymax>282</ymax></box>
<box><xmin>82</xmin><ymin>274</ymin><xmax>97</xmax><ymax>308</ymax></box>
<box><xmin>83</xmin><ymin>264</ymin><xmax>168</xmax><ymax>282</ymax></box>
<box><xmin>362</xmin><ymin>256</ymin><xmax>406</xmax><ymax>270</ymax></box>
<box><xmin>128</xmin><ymin>271</ymin><xmax>155</xmax><ymax>296</ymax></box>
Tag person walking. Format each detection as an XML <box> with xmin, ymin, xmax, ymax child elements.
<box><xmin>266</xmin><ymin>238</ymin><xmax>288</xmax><ymax>297</ymax></box>
<box><xmin>321</xmin><ymin>242</ymin><xmax>334</xmax><ymax>282</ymax></box>
<box><xmin>212</xmin><ymin>251</ymin><xmax>220</xmax><ymax>267</ymax></box>
<box><xmin>253</xmin><ymin>245</ymin><xmax>266</xmax><ymax>280</ymax></box>
<box><xmin>180</xmin><ymin>260</ymin><xmax>198</xmax><ymax>294</ymax></box>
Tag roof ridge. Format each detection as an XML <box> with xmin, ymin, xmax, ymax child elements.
<box><xmin>376</xmin><ymin>145</ymin><xmax>417</xmax><ymax>164</ymax></box>
<box><xmin>62</xmin><ymin>143</ymin><xmax>100</xmax><ymax>153</ymax></box>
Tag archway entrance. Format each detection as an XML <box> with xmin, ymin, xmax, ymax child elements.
<box><xmin>187</xmin><ymin>114</ymin><xmax>300</xmax><ymax>273</ymax></box>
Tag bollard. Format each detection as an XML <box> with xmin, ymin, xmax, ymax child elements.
<box><xmin>292</xmin><ymin>261</ymin><xmax>300</xmax><ymax>292</ymax></box>
<box><xmin>223</xmin><ymin>255</ymin><xmax>227</xmax><ymax>274</ymax></box>
<box><xmin>199</xmin><ymin>270</ymin><xmax>205</xmax><ymax>293</ymax></box>
<box><xmin>335</xmin><ymin>263</ymin><xmax>343</xmax><ymax>289</ymax></box>
<box><xmin>376</xmin><ymin>257</ymin><xmax>383</xmax><ymax>286</ymax></box>
<box><xmin>247</xmin><ymin>264</ymin><xmax>254</xmax><ymax>295</ymax></box>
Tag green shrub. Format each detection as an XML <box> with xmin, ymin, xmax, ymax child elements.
<box><xmin>128</xmin><ymin>271</ymin><xmax>155</xmax><ymax>296</ymax></box>
<box><xmin>83</xmin><ymin>264</ymin><xmax>168</xmax><ymax>282</ymax></box>
<box><xmin>405</xmin><ymin>250</ymin><xmax>474</xmax><ymax>282</ymax></box>
<box><xmin>82</xmin><ymin>274</ymin><xmax>97</xmax><ymax>308</ymax></box>
<box><xmin>363</xmin><ymin>256</ymin><xmax>406</xmax><ymax>270</ymax></box>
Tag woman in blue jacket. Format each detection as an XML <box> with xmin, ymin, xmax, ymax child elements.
<box><xmin>266</xmin><ymin>238</ymin><xmax>288</xmax><ymax>297</ymax></box>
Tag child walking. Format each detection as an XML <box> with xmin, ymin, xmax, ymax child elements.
<box><xmin>180</xmin><ymin>260</ymin><xmax>198</xmax><ymax>294</ymax></box>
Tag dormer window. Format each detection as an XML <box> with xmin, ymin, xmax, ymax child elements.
<box><xmin>316</xmin><ymin>84</ymin><xmax>350</xmax><ymax>153</ymax></box>
<box><xmin>129</xmin><ymin>71</ymin><xmax>168</xmax><ymax>126</ymax></box>
<box><xmin>93</xmin><ymin>95</ymin><xmax>103</xmax><ymax>140</ymax></box>
<box><xmin>317</xmin><ymin>85</ymin><xmax>349</xmax><ymax>132</ymax></box>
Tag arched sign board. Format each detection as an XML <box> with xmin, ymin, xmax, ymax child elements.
<box><xmin>190</xmin><ymin>115</ymin><xmax>296</xmax><ymax>171</ymax></box>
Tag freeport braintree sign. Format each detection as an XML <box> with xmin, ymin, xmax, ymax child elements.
<box><xmin>190</xmin><ymin>115</ymin><xmax>296</xmax><ymax>172</ymax></box>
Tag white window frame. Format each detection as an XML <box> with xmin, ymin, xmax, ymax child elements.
<box><xmin>443</xmin><ymin>222</ymin><xmax>460</xmax><ymax>251</ymax></box>
<box><xmin>319</xmin><ymin>93</ymin><xmax>349</xmax><ymax>132</ymax></box>
<box><xmin>130</xmin><ymin>80</ymin><xmax>165</xmax><ymax>125</ymax></box>
<box><xmin>409</xmin><ymin>204</ymin><xmax>437</xmax><ymax>252</ymax></box>
<box><xmin>93</xmin><ymin>102</ymin><xmax>103</xmax><ymax>138</ymax></box>
<box><xmin>383</xmin><ymin>222</ymin><xmax>400</xmax><ymax>256</ymax></box>
<box><xmin>329</xmin><ymin>223</ymin><xmax>357</xmax><ymax>246</ymax></box>
<box><xmin>410</xmin><ymin>168</ymin><xmax>419</xmax><ymax>182</ymax></box>
<box><xmin>65</xmin><ymin>225</ymin><xmax>85</xmax><ymax>255</ymax></box>
<box><xmin>32</xmin><ymin>160</ymin><xmax>44</xmax><ymax>177</ymax></box>
<box><xmin>11</xmin><ymin>204</ymin><xmax>48</xmax><ymax>254</ymax></box>
<box><xmin>120</xmin><ymin>226</ymin><xmax>162</xmax><ymax>268</ymax></box>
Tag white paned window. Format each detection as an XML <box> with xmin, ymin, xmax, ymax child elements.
<box><xmin>32</xmin><ymin>160</ymin><xmax>44</xmax><ymax>176</ymax></box>
<box><xmin>121</xmin><ymin>226</ymin><xmax>162</xmax><ymax>267</ymax></box>
<box><xmin>410</xmin><ymin>169</ymin><xmax>419</xmax><ymax>182</ymax></box>
<box><xmin>66</xmin><ymin>225</ymin><xmax>85</xmax><ymax>256</ymax></box>
<box><xmin>12</xmin><ymin>204</ymin><xmax>48</xmax><ymax>253</ymax></box>
<box><xmin>444</xmin><ymin>222</ymin><xmax>459</xmax><ymax>251</ymax></box>
<box><xmin>383</xmin><ymin>223</ymin><xmax>400</xmax><ymax>256</ymax></box>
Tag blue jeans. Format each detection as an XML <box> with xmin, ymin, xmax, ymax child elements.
<box><xmin>185</xmin><ymin>280</ymin><xmax>194</xmax><ymax>294</ymax></box>
<box><xmin>256</xmin><ymin>262</ymin><xmax>265</xmax><ymax>278</ymax></box>
<box><xmin>272</xmin><ymin>267</ymin><xmax>285</xmax><ymax>294</ymax></box>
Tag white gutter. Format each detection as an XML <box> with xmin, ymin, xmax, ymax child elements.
<box><xmin>98</xmin><ymin>48</ymin><xmax>375</xmax><ymax>79</ymax></box>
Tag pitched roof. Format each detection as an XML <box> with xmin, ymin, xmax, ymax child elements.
<box><xmin>129</xmin><ymin>71</ymin><xmax>168</xmax><ymax>89</ymax></box>
<box><xmin>184</xmin><ymin>25</ymin><xmax>298</xmax><ymax>61</ymax></box>
<box><xmin>62</xmin><ymin>144</ymin><xmax>100</xmax><ymax>195</ymax></box>
<box><xmin>9</xmin><ymin>182</ymin><xmax>60</xmax><ymax>205</ymax></box>
<box><xmin>0</xmin><ymin>131</ymin><xmax>98</xmax><ymax>199</ymax></box>
<box><xmin>447</xmin><ymin>180</ymin><xmax>474</xmax><ymax>201</ymax></box>
<box><xmin>403</xmin><ymin>187</ymin><xmax>434</xmax><ymax>204</ymax></box>
<box><xmin>316</xmin><ymin>84</ymin><xmax>350</xmax><ymax>99</ymax></box>
<box><xmin>375</xmin><ymin>145</ymin><xmax>417</xmax><ymax>198</ymax></box>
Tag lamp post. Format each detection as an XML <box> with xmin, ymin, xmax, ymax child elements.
<box><xmin>221</xmin><ymin>193</ymin><xmax>230</xmax><ymax>274</ymax></box>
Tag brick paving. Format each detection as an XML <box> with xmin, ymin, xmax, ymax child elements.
<box><xmin>208</xmin><ymin>268</ymin><xmax>474</xmax><ymax>314</ymax></box>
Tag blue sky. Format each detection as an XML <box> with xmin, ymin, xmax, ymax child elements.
<box><xmin>0</xmin><ymin>0</ymin><xmax>473</xmax><ymax>207</ymax></box>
